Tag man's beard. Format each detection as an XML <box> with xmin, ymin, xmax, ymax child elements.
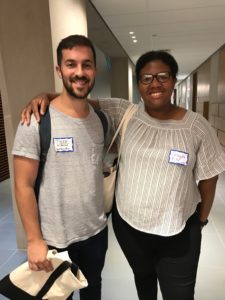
<box><xmin>62</xmin><ymin>75</ymin><xmax>95</xmax><ymax>99</ymax></box>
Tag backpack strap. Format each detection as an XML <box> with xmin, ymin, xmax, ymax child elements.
<box><xmin>94</xmin><ymin>108</ymin><xmax>108</xmax><ymax>140</ymax></box>
<box><xmin>34</xmin><ymin>107</ymin><xmax>51</xmax><ymax>201</ymax></box>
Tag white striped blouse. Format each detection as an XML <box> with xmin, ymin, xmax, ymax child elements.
<box><xmin>99</xmin><ymin>98</ymin><xmax>225</xmax><ymax>236</ymax></box>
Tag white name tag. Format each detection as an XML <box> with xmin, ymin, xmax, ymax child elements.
<box><xmin>169</xmin><ymin>150</ymin><xmax>189</xmax><ymax>166</ymax></box>
<box><xmin>53</xmin><ymin>137</ymin><xmax>74</xmax><ymax>152</ymax></box>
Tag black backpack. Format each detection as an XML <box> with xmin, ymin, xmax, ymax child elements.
<box><xmin>34</xmin><ymin>107</ymin><xmax>108</xmax><ymax>200</ymax></box>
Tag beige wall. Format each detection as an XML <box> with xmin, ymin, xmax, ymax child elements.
<box><xmin>218</xmin><ymin>47</ymin><xmax>225</xmax><ymax>104</ymax></box>
<box><xmin>209</xmin><ymin>47</ymin><xmax>225</xmax><ymax>151</ymax></box>
<box><xmin>196</xmin><ymin>60</ymin><xmax>210</xmax><ymax>117</ymax></box>
<box><xmin>178</xmin><ymin>45</ymin><xmax>225</xmax><ymax>152</ymax></box>
<box><xmin>197</xmin><ymin>60</ymin><xmax>210</xmax><ymax>103</ymax></box>
<box><xmin>111</xmin><ymin>57</ymin><xmax>132</xmax><ymax>101</ymax></box>
<box><xmin>0</xmin><ymin>0</ymin><xmax>55</xmax><ymax>248</ymax></box>
<box><xmin>0</xmin><ymin>0</ymin><xmax>55</xmax><ymax>129</ymax></box>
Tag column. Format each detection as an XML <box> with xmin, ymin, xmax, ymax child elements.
<box><xmin>48</xmin><ymin>0</ymin><xmax>88</xmax><ymax>92</ymax></box>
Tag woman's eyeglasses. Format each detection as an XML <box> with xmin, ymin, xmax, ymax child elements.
<box><xmin>139</xmin><ymin>72</ymin><xmax>171</xmax><ymax>85</ymax></box>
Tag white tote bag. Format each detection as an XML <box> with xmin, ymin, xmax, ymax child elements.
<box><xmin>103</xmin><ymin>104</ymin><xmax>138</xmax><ymax>213</ymax></box>
<box><xmin>0</xmin><ymin>250</ymin><xmax>88</xmax><ymax>299</ymax></box>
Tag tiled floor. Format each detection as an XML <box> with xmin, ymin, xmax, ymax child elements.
<box><xmin>0</xmin><ymin>173</ymin><xmax>225</xmax><ymax>299</ymax></box>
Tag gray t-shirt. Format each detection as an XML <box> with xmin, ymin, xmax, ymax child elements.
<box><xmin>12</xmin><ymin>105</ymin><xmax>107</xmax><ymax>248</ymax></box>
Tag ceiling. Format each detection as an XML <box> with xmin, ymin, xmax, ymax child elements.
<box><xmin>88</xmin><ymin>0</ymin><xmax>225</xmax><ymax>81</ymax></box>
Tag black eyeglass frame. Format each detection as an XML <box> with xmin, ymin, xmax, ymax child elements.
<box><xmin>139</xmin><ymin>72</ymin><xmax>172</xmax><ymax>85</ymax></box>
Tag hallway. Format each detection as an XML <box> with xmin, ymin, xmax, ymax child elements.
<box><xmin>0</xmin><ymin>173</ymin><xmax>225</xmax><ymax>299</ymax></box>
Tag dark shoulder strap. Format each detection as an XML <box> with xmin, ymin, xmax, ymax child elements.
<box><xmin>34</xmin><ymin>107</ymin><xmax>51</xmax><ymax>200</ymax></box>
<box><xmin>94</xmin><ymin>108</ymin><xmax>108</xmax><ymax>139</ymax></box>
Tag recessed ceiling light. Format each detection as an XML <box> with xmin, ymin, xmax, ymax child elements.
<box><xmin>129</xmin><ymin>31</ymin><xmax>134</xmax><ymax>34</ymax></box>
<box><xmin>133</xmin><ymin>40</ymin><xmax>137</xmax><ymax>43</ymax></box>
<box><xmin>131</xmin><ymin>36</ymin><xmax>136</xmax><ymax>39</ymax></box>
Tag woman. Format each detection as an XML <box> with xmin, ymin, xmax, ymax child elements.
<box><xmin>99</xmin><ymin>51</ymin><xmax>225</xmax><ymax>300</ymax></box>
<box><xmin>22</xmin><ymin>51</ymin><xmax>225</xmax><ymax>300</ymax></box>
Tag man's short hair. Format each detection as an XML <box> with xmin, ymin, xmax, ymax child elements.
<box><xmin>57</xmin><ymin>34</ymin><xmax>96</xmax><ymax>66</ymax></box>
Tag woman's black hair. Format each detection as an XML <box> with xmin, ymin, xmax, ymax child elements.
<box><xmin>135</xmin><ymin>50</ymin><xmax>178</xmax><ymax>83</ymax></box>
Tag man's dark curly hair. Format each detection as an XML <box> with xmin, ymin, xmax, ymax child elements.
<box><xmin>57</xmin><ymin>34</ymin><xmax>96</xmax><ymax>66</ymax></box>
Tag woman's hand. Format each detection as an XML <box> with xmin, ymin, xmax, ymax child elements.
<box><xmin>197</xmin><ymin>175</ymin><xmax>218</xmax><ymax>225</ymax></box>
<box><xmin>20</xmin><ymin>93</ymin><xmax>54</xmax><ymax>125</ymax></box>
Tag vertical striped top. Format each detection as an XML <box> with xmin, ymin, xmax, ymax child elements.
<box><xmin>99</xmin><ymin>98</ymin><xmax>225</xmax><ymax>236</ymax></box>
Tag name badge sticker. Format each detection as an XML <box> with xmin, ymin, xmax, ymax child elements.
<box><xmin>168</xmin><ymin>150</ymin><xmax>189</xmax><ymax>166</ymax></box>
<box><xmin>53</xmin><ymin>137</ymin><xmax>74</xmax><ymax>152</ymax></box>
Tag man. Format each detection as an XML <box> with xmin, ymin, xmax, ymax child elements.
<box><xmin>13</xmin><ymin>35</ymin><xmax>108</xmax><ymax>300</ymax></box>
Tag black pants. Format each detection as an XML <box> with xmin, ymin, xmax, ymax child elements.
<box><xmin>49</xmin><ymin>226</ymin><xmax>108</xmax><ymax>300</ymax></box>
<box><xmin>112</xmin><ymin>204</ymin><xmax>202</xmax><ymax>300</ymax></box>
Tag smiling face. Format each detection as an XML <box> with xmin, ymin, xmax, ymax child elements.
<box><xmin>138</xmin><ymin>59</ymin><xmax>176</xmax><ymax>114</ymax></box>
<box><xmin>56</xmin><ymin>45</ymin><xmax>96</xmax><ymax>100</ymax></box>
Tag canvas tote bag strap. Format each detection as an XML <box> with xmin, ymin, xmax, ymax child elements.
<box><xmin>106</xmin><ymin>104</ymin><xmax>138</xmax><ymax>155</ymax></box>
<box><xmin>36</xmin><ymin>261</ymin><xmax>78</xmax><ymax>298</ymax></box>
<box><xmin>116</xmin><ymin>104</ymin><xmax>138</xmax><ymax>166</ymax></box>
